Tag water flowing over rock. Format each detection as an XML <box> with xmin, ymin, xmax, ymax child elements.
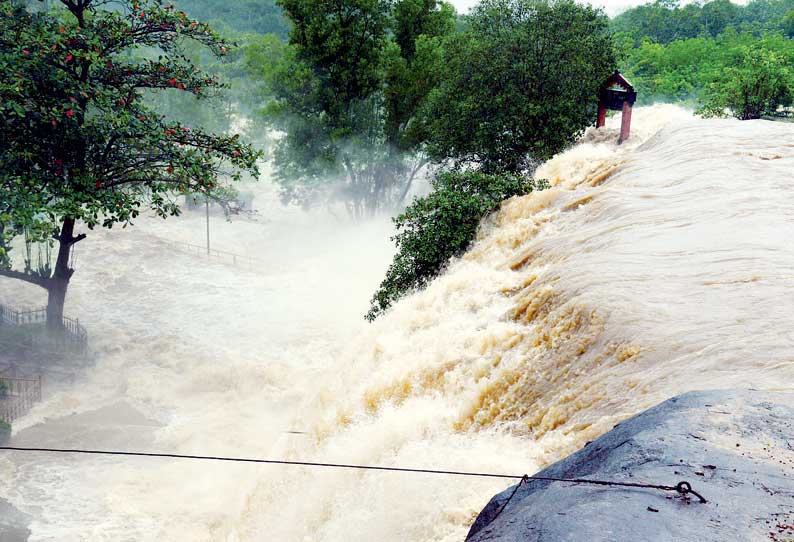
<box><xmin>466</xmin><ymin>389</ymin><xmax>794</xmax><ymax>542</ymax></box>
<box><xmin>1</xmin><ymin>107</ymin><xmax>792</xmax><ymax>541</ymax></box>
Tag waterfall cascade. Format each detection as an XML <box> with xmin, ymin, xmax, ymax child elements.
<box><xmin>1</xmin><ymin>105</ymin><xmax>792</xmax><ymax>541</ymax></box>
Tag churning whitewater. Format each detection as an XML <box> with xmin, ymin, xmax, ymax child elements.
<box><xmin>1</xmin><ymin>105</ymin><xmax>793</xmax><ymax>541</ymax></box>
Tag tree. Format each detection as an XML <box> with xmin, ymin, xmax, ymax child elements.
<box><xmin>252</xmin><ymin>0</ymin><xmax>455</xmax><ymax>219</ymax></box>
<box><xmin>782</xmin><ymin>8</ymin><xmax>794</xmax><ymax>37</ymax></box>
<box><xmin>612</xmin><ymin>0</ymin><xmax>794</xmax><ymax>46</ymax></box>
<box><xmin>383</xmin><ymin>0</ymin><xmax>455</xmax><ymax>201</ymax></box>
<box><xmin>0</xmin><ymin>0</ymin><xmax>260</xmax><ymax>330</ymax></box>
<box><xmin>697</xmin><ymin>45</ymin><xmax>793</xmax><ymax>119</ymax></box>
<box><xmin>620</xmin><ymin>36</ymin><xmax>722</xmax><ymax>104</ymax></box>
<box><xmin>260</xmin><ymin>0</ymin><xmax>392</xmax><ymax>218</ymax></box>
<box><xmin>620</xmin><ymin>30</ymin><xmax>794</xmax><ymax>108</ymax></box>
<box><xmin>366</xmin><ymin>171</ymin><xmax>546</xmax><ymax>320</ymax></box>
<box><xmin>418</xmin><ymin>0</ymin><xmax>616</xmax><ymax>173</ymax></box>
<box><xmin>387</xmin><ymin>0</ymin><xmax>456</xmax><ymax>146</ymax></box>
<box><xmin>700</xmin><ymin>0</ymin><xmax>739</xmax><ymax>36</ymax></box>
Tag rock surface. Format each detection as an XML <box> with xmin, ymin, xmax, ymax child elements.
<box><xmin>466</xmin><ymin>389</ymin><xmax>794</xmax><ymax>542</ymax></box>
<box><xmin>0</xmin><ymin>499</ymin><xmax>30</xmax><ymax>542</ymax></box>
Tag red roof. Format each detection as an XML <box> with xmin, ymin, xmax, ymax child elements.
<box><xmin>600</xmin><ymin>71</ymin><xmax>635</xmax><ymax>93</ymax></box>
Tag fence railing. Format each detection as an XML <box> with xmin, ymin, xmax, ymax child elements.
<box><xmin>156</xmin><ymin>238</ymin><xmax>264</xmax><ymax>272</ymax></box>
<box><xmin>0</xmin><ymin>373</ymin><xmax>42</xmax><ymax>424</ymax></box>
<box><xmin>0</xmin><ymin>303</ymin><xmax>89</xmax><ymax>358</ymax></box>
<box><xmin>0</xmin><ymin>305</ymin><xmax>46</xmax><ymax>326</ymax></box>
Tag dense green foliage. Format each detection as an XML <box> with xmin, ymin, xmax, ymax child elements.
<box><xmin>620</xmin><ymin>30</ymin><xmax>794</xmax><ymax>116</ymax></box>
<box><xmin>697</xmin><ymin>42</ymin><xmax>793</xmax><ymax>118</ymax></box>
<box><xmin>614</xmin><ymin>0</ymin><xmax>794</xmax><ymax>118</ymax></box>
<box><xmin>365</xmin><ymin>0</ymin><xmax>617</xmax><ymax>318</ymax></box>
<box><xmin>252</xmin><ymin>0</ymin><xmax>455</xmax><ymax>218</ymax></box>
<box><xmin>0</xmin><ymin>0</ymin><xmax>259</xmax><ymax>324</ymax></box>
<box><xmin>420</xmin><ymin>0</ymin><xmax>616</xmax><ymax>172</ymax></box>
<box><xmin>366</xmin><ymin>172</ymin><xmax>547</xmax><ymax>320</ymax></box>
<box><xmin>613</xmin><ymin>0</ymin><xmax>794</xmax><ymax>45</ymax></box>
<box><xmin>256</xmin><ymin>0</ymin><xmax>615</xmax><ymax>222</ymax></box>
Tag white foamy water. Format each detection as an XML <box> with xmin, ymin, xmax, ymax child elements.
<box><xmin>1</xmin><ymin>106</ymin><xmax>793</xmax><ymax>541</ymax></box>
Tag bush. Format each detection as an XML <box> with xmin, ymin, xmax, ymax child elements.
<box><xmin>697</xmin><ymin>46</ymin><xmax>793</xmax><ymax>119</ymax></box>
<box><xmin>366</xmin><ymin>171</ymin><xmax>547</xmax><ymax>320</ymax></box>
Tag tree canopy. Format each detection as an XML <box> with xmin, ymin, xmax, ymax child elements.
<box><xmin>620</xmin><ymin>29</ymin><xmax>794</xmax><ymax>117</ymax></box>
<box><xmin>419</xmin><ymin>0</ymin><xmax>616</xmax><ymax>173</ymax></box>
<box><xmin>249</xmin><ymin>0</ymin><xmax>456</xmax><ymax>218</ymax></box>
<box><xmin>697</xmin><ymin>40</ymin><xmax>794</xmax><ymax>119</ymax></box>
<box><xmin>0</xmin><ymin>0</ymin><xmax>260</xmax><ymax>325</ymax></box>
<box><xmin>612</xmin><ymin>0</ymin><xmax>794</xmax><ymax>45</ymax></box>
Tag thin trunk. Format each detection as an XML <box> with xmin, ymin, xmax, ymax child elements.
<box><xmin>397</xmin><ymin>158</ymin><xmax>430</xmax><ymax>207</ymax></box>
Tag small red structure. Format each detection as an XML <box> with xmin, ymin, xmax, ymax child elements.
<box><xmin>596</xmin><ymin>71</ymin><xmax>637</xmax><ymax>144</ymax></box>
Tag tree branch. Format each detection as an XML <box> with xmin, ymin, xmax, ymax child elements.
<box><xmin>0</xmin><ymin>268</ymin><xmax>50</xmax><ymax>289</ymax></box>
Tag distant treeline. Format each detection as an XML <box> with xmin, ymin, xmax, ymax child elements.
<box><xmin>612</xmin><ymin>0</ymin><xmax>794</xmax><ymax>114</ymax></box>
<box><xmin>612</xmin><ymin>0</ymin><xmax>794</xmax><ymax>44</ymax></box>
<box><xmin>171</xmin><ymin>0</ymin><xmax>290</xmax><ymax>38</ymax></box>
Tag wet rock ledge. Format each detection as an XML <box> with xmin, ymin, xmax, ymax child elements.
<box><xmin>467</xmin><ymin>389</ymin><xmax>794</xmax><ymax>542</ymax></box>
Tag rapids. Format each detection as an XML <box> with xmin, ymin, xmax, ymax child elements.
<box><xmin>0</xmin><ymin>105</ymin><xmax>792</xmax><ymax>541</ymax></box>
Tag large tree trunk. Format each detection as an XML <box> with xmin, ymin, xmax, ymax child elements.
<box><xmin>46</xmin><ymin>218</ymin><xmax>80</xmax><ymax>331</ymax></box>
<box><xmin>46</xmin><ymin>279</ymin><xmax>68</xmax><ymax>332</ymax></box>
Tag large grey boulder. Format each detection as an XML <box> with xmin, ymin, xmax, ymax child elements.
<box><xmin>467</xmin><ymin>390</ymin><xmax>794</xmax><ymax>542</ymax></box>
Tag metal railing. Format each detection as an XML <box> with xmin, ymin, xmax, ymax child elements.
<box><xmin>0</xmin><ymin>305</ymin><xmax>46</xmax><ymax>326</ymax></box>
<box><xmin>0</xmin><ymin>373</ymin><xmax>42</xmax><ymax>424</ymax></box>
<box><xmin>0</xmin><ymin>304</ymin><xmax>89</xmax><ymax>358</ymax></box>
<box><xmin>156</xmin><ymin>238</ymin><xmax>264</xmax><ymax>272</ymax></box>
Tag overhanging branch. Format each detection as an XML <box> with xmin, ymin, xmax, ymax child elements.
<box><xmin>0</xmin><ymin>268</ymin><xmax>51</xmax><ymax>289</ymax></box>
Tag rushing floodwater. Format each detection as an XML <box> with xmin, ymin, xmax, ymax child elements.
<box><xmin>1</xmin><ymin>106</ymin><xmax>793</xmax><ymax>541</ymax></box>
